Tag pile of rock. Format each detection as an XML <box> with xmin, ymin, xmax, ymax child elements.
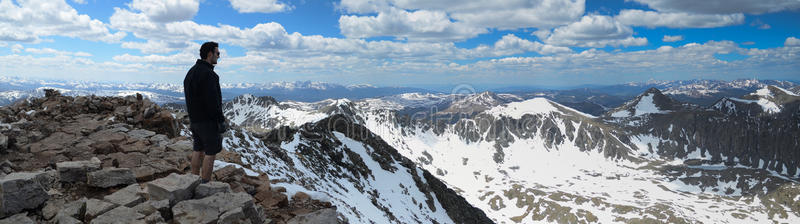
<box><xmin>0</xmin><ymin>90</ymin><xmax>338</xmax><ymax>224</ymax></box>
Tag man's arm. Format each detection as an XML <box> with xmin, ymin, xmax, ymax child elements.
<box><xmin>206</xmin><ymin>72</ymin><xmax>225</xmax><ymax>123</ymax></box>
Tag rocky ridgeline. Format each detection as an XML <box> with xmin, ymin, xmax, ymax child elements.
<box><xmin>0</xmin><ymin>90</ymin><xmax>336</xmax><ymax>224</ymax></box>
<box><xmin>627</xmin><ymin>87</ymin><xmax>800</xmax><ymax>176</ymax></box>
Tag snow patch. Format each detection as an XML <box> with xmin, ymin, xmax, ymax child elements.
<box><xmin>485</xmin><ymin>98</ymin><xmax>559</xmax><ymax>119</ymax></box>
<box><xmin>213</xmin><ymin>160</ymin><xmax>259</xmax><ymax>177</ymax></box>
<box><xmin>729</xmin><ymin>98</ymin><xmax>781</xmax><ymax>114</ymax></box>
<box><xmin>633</xmin><ymin>94</ymin><xmax>668</xmax><ymax>116</ymax></box>
<box><xmin>752</xmin><ymin>87</ymin><xmax>774</xmax><ymax>98</ymax></box>
<box><xmin>611</xmin><ymin>109</ymin><xmax>631</xmax><ymax>118</ymax></box>
<box><xmin>272</xmin><ymin>182</ymin><xmax>332</xmax><ymax>203</ymax></box>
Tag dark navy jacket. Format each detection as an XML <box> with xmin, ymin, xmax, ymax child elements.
<box><xmin>184</xmin><ymin>59</ymin><xmax>224</xmax><ymax>124</ymax></box>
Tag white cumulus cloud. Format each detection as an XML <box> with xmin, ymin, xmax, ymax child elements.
<box><xmin>229</xmin><ymin>0</ymin><xmax>290</xmax><ymax>13</ymax></box>
<box><xmin>629</xmin><ymin>0</ymin><xmax>800</xmax><ymax>15</ymax></box>
<box><xmin>24</xmin><ymin>47</ymin><xmax>93</xmax><ymax>57</ymax></box>
<box><xmin>121</xmin><ymin>40</ymin><xmax>198</xmax><ymax>54</ymax></box>
<box><xmin>539</xmin><ymin>15</ymin><xmax>648</xmax><ymax>48</ymax></box>
<box><xmin>128</xmin><ymin>0</ymin><xmax>199</xmax><ymax>23</ymax></box>
<box><xmin>616</xmin><ymin>10</ymin><xmax>744</xmax><ymax>28</ymax></box>
<box><xmin>662</xmin><ymin>35</ymin><xmax>683</xmax><ymax>42</ymax></box>
<box><xmin>460</xmin><ymin>40</ymin><xmax>800</xmax><ymax>83</ymax></box>
<box><xmin>786</xmin><ymin>37</ymin><xmax>800</xmax><ymax>46</ymax></box>
<box><xmin>337</xmin><ymin>0</ymin><xmax>585</xmax><ymax>41</ymax></box>
<box><xmin>489</xmin><ymin>34</ymin><xmax>572</xmax><ymax>55</ymax></box>
<box><xmin>339</xmin><ymin>8</ymin><xmax>486</xmax><ymax>41</ymax></box>
<box><xmin>0</xmin><ymin>0</ymin><xmax>125</xmax><ymax>43</ymax></box>
<box><xmin>113</xmin><ymin>52</ymin><xmax>196</xmax><ymax>65</ymax></box>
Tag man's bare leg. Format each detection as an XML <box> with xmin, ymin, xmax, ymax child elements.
<box><xmin>201</xmin><ymin>154</ymin><xmax>216</xmax><ymax>182</ymax></box>
<box><xmin>191</xmin><ymin>151</ymin><xmax>204</xmax><ymax>175</ymax></box>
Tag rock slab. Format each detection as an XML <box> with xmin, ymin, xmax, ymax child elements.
<box><xmin>85</xmin><ymin>199</ymin><xmax>117</xmax><ymax>221</ymax></box>
<box><xmin>89</xmin><ymin>206</ymin><xmax>145</xmax><ymax>224</ymax></box>
<box><xmin>0</xmin><ymin>212</ymin><xmax>35</xmax><ymax>224</ymax></box>
<box><xmin>57</xmin><ymin>157</ymin><xmax>101</xmax><ymax>183</ymax></box>
<box><xmin>133</xmin><ymin>199</ymin><xmax>171</xmax><ymax>221</ymax></box>
<box><xmin>57</xmin><ymin>198</ymin><xmax>87</xmax><ymax>221</ymax></box>
<box><xmin>172</xmin><ymin>192</ymin><xmax>262</xmax><ymax>224</ymax></box>
<box><xmin>146</xmin><ymin>173</ymin><xmax>200</xmax><ymax>206</ymax></box>
<box><xmin>194</xmin><ymin>181</ymin><xmax>231</xmax><ymax>199</ymax></box>
<box><xmin>103</xmin><ymin>183</ymin><xmax>145</xmax><ymax>207</ymax></box>
<box><xmin>0</xmin><ymin>172</ymin><xmax>49</xmax><ymax>218</ymax></box>
<box><xmin>87</xmin><ymin>168</ymin><xmax>136</xmax><ymax>188</ymax></box>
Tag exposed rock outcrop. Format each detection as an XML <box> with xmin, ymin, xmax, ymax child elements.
<box><xmin>0</xmin><ymin>172</ymin><xmax>49</xmax><ymax>217</ymax></box>
<box><xmin>257</xmin><ymin>114</ymin><xmax>494</xmax><ymax>223</ymax></box>
<box><xmin>0</xmin><ymin>90</ymin><xmax>336</xmax><ymax>223</ymax></box>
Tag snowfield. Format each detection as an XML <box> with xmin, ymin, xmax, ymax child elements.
<box><xmin>215</xmin><ymin>88</ymin><xmax>800</xmax><ymax>223</ymax></box>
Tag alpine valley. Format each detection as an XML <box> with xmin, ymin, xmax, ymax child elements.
<box><xmin>2</xmin><ymin>79</ymin><xmax>800</xmax><ymax>223</ymax></box>
<box><xmin>219</xmin><ymin>80</ymin><xmax>800</xmax><ymax>223</ymax></box>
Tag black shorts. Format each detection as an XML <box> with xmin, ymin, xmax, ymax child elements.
<box><xmin>190</xmin><ymin>121</ymin><xmax>222</xmax><ymax>155</ymax></box>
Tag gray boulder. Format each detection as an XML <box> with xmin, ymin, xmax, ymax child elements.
<box><xmin>146</xmin><ymin>173</ymin><xmax>199</xmax><ymax>206</ymax></box>
<box><xmin>90</xmin><ymin>206</ymin><xmax>145</xmax><ymax>224</ymax></box>
<box><xmin>57</xmin><ymin>198</ymin><xmax>87</xmax><ymax>221</ymax></box>
<box><xmin>128</xmin><ymin>129</ymin><xmax>156</xmax><ymax>140</ymax></box>
<box><xmin>34</xmin><ymin>170</ymin><xmax>59</xmax><ymax>191</ymax></box>
<box><xmin>171</xmin><ymin>201</ymin><xmax>218</xmax><ymax>224</ymax></box>
<box><xmin>41</xmin><ymin>199</ymin><xmax>66</xmax><ymax>220</ymax></box>
<box><xmin>85</xmin><ymin>198</ymin><xmax>118</xmax><ymax>222</ymax></box>
<box><xmin>142</xmin><ymin>213</ymin><xmax>166</xmax><ymax>224</ymax></box>
<box><xmin>172</xmin><ymin>192</ymin><xmax>261</xmax><ymax>224</ymax></box>
<box><xmin>0</xmin><ymin>172</ymin><xmax>49</xmax><ymax>218</ymax></box>
<box><xmin>54</xmin><ymin>214</ymin><xmax>83</xmax><ymax>224</ymax></box>
<box><xmin>88</xmin><ymin>168</ymin><xmax>136</xmax><ymax>188</ymax></box>
<box><xmin>88</xmin><ymin>129</ymin><xmax>127</xmax><ymax>144</ymax></box>
<box><xmin>104</xmin><ymin>183</ymin><xmax>146</xmax><ymax>207</ymax></box>
<box><xmin>57</xmin><ymin>157</ymin><xmax>101</xmax><ymax>183</ymax></box>
<box><xmin>149</xmin><ymin>134</ymin><xmax>169</xmax><ymax>147</ymax></box>
<box><xmin>0</xmin><ymin>160</ymin><xmax>13</xmax><ymax>175</ymax></box>
<box><xmin>287</xmin><ymin>208</ymin><xmax>338</xmax><ymax>224</ymax></box>
<box><xmin>194</xmin><ymin>181</ymin><xmax>231</xmax><ymax>199</ymax></box>
<box><xmin>219</xmin><ymin>207</ymin><xmax>249</xmax><ymax>224</ymax></box>
<box><xmin>0</xmin><ymin>212</ymin><xmax>35</xmax><ymax>224</ymax></box>
<box><xmin>165</xmin><ymin>140</ymin><xmax>192</xmax><ymax>152</ymax></box>
<box><xmin>133</xmin><ymin>199</ymin><xmax>170</xmax><ymax>221</ymax></box>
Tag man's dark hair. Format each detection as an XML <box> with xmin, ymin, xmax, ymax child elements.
<box><xmin>200</xmin><ymin>41</ymin><xmax>218</xmax><ymax>60</ymax></box>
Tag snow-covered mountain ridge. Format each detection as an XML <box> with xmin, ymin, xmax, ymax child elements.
<box><xmin>712</xmin><ymin>85</ymin><xmax>800</xmax><ymax>116</ymax></box>
<box><xmin>221</xmin><ymin>115</ymin><xmax>492</xmax><ymax>223</ymax></box>
<box><xmin>221</xmin><ymin>86</ymin><xmax>800</xmax><ymax>223</ymax></box>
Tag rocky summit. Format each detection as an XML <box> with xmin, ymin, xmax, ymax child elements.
<box><xmin>0</xmin><ymin>90</ymin><xmax>335</xmax><ymax>224</ymax></box>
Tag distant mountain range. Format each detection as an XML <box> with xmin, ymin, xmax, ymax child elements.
<box><xmin>1</xmin><ymin>76</ymin><xmax>798</xmax><ymax>116</ymax></box>
<box><xmin>0</xmin><ymin>76</ymin><xmax>433</xmax><ymax>105</ymax></box>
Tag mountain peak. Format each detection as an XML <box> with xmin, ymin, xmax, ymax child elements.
<box><xmin>230</xmin><ymin>94</ymin><xmax>278</xmax><ymax>107</ymax></box>
<box><xmin>606</xmin><ymin>87</ymin><xmax>690</xmax><ymax>118</ymax></box>
<box><xmin>742</xmin><ymin>85</ymin><xmax>800</xmax><ymax>103</ymax></box>
<box><xmin>439</xmin><ymin>91</ymin><xmax>510</xmax><ymax>115</ymax></box>
<box><xmin>756</xmin><ymin>85</ymin><xmax>799</xmax><ymax>98</ymax></box>
<box><xmin>643</xmin><ymin>87</ymin><xmax>664</xmax><ymax>95</ymax></box>
<box><xmin>717</xmin><ymin>85</ymin><xmax>800</xmax><ymax>116</ymax></box>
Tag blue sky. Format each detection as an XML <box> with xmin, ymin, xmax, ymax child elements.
<box><xmin>1</xmin><ymin>0</ymin><xmax>799</xmax><ymax>88</ymax></box>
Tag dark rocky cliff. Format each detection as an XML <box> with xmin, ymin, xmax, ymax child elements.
<box><xmin>260</xmin><ymin>114</ymin><xmax>494</xmax><ymax>224</ymax></box>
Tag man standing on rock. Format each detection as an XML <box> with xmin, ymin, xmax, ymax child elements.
<box><xmin>184</xmin><ymin>41</ymin><xmax>227</xmax><ymax>183</ymax></box>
